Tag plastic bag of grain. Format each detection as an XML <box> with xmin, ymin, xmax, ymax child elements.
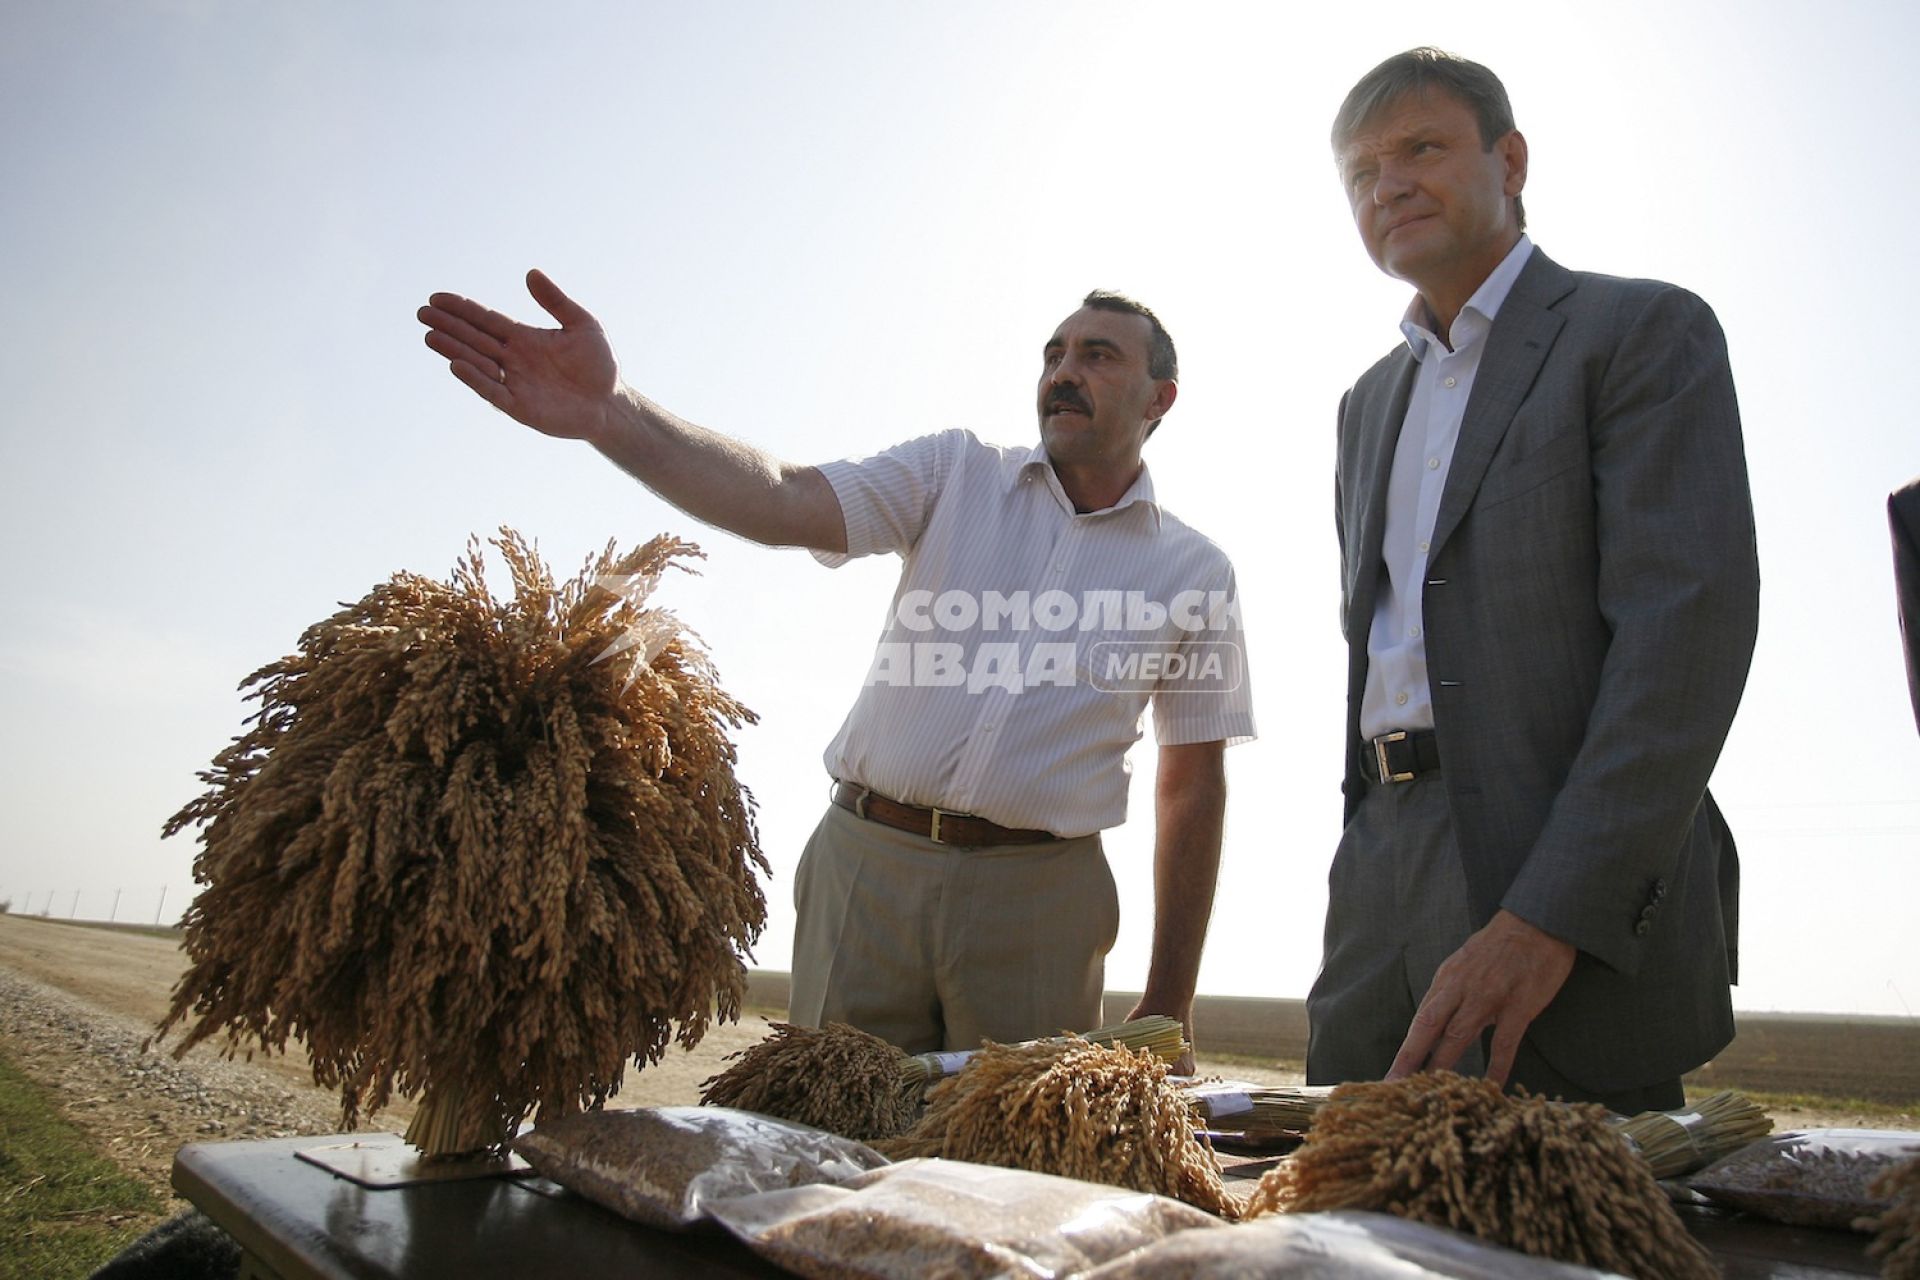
<box><xmin>512</xmin><ymin>1105</ymin><xmax>888</xmax><ymax>1230</ymax></box>
<box><xmin>1081</xmin><ymin>1210</ymin><xmax>1628</xmax><ymax>1278</ymax></box>
<box><xmin>707</xmin><ymin>1157</ymin><xmax>1226</xmax><ymax>1279</ymax></box>
<box><xmin>1688</xmin><ymin>1128</ymin><xmax>1920</xmax><ymax>1231</ymax></box>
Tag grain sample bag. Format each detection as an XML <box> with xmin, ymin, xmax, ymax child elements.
<box><xmin>708</xmin><ymin>1157</ymin><xmax>1224</xmax><ymax>1279</ymax></box>
<box><xmin>1688</xmin><ymin>1128</ymin><xmax>1920</xmax><ymax>1231</ymax></box>
<box><xmin>1080</xmin><ymin>1210</ymin><xmax>1628</xmax><ymax>1279</ymax></box>
<box><xmin>1865</xmin><ymin>1150</ymin><xmax>1920</xmax><ymax>1278</ymax></box>
<box><xmin>512</xmin><ymin>1105</ymin><xmax>888</xmax><ymax>1230</ymax></box>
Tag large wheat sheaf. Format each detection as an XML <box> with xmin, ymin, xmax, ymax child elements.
<box><xmin>155</xmin><ymin>531</ymin><xmax>767</xmax><ymax>1156</ymax></box>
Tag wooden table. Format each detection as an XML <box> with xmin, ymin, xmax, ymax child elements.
<box><xmin>175</xmin><ymin>1133</ymin><xmax>1880</xmax><ymax>1279</ymax></box>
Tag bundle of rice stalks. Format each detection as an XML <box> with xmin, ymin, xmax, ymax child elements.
<box><xmin>1184</xmin><ymin>1082</ymin><xmax>1332</xmax><ymax>1141</ymax></box>
<box><xmin>697</xmin><ymin>1015</ymin><xmax>1190</xmax><ymax>1142</ymax></box>
<box><xmin>899</xmin><ymin>1014</ymin><xmax>1188</xmax><ymax>1092</ymax></box>
<box><xmin>875</xmin><ymin>1039</ymin><xmax>1238</xmax><ymax>1218</ymax></box>
<box><xmin>1190</xmin><ymin>1082</ymin><xmax>1771</xmax><ymax>1176</ymax></box>
<box><xmin>1866</xmin><ymin>1152</ymin><xmax>1920</xmax><ymax>1279</ymax></box>
<box><xmin>1612</xmin><ymin>1089</ymin><xmax>1773</xmax><ymax>1179</ymax></box>
<box><xmin>1243</xmin><ymin>1072</ymin><xmax>1716</xmax><ymax>1280</ymax></box>
<box><xmin>699</xmin><ymin>1022</ymin><xmax>922</xmax><ymax>1142</ymax></box>
<box><xmin>155</xmin><ymin>531</ymin><xmax>767</xmax><ymax>1157</ymax></box>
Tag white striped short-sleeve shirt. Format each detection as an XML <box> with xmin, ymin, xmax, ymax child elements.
<box><xmin>812</xmin><ymin>428</ymin><xmax>1256</xmax><ymax>837</ymax></box>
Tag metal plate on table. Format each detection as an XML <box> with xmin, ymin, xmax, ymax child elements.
<box><xmin>294</xmin><ymin>1131</ymin><xmax>533</xmax><ymax>1188</ymax></box>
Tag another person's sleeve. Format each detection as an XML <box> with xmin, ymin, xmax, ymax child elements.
<box><xmin>1891</xmin><ymin>476</ymin><xmax>1920</xmax><ymax>734</ymax></box>
<box><xmin>1150</xmin><ymin>562</ymin><xmax>1258</xmax><ymax>748</ymax></box>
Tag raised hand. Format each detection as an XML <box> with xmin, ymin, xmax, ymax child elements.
<box><xmin>418</xmin><ymin>270</ymin><xmax>618</xmax><ymax>442</ymax></box>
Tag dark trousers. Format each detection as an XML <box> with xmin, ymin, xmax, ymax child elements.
<box><xmin>1307</xmin><ymin>776</ymin><xmax>1683</xmax><ymax>1115</ymax></box>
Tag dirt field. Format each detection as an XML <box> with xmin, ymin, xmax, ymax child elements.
<box><xmin>2</xmin><ymin>912</ymin><xmax>1913</xmax><ymax>1212</ymax></box>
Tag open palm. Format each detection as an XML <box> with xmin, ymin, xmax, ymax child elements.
<box><xmin>419</xmin><ymin>270</ymin><xmax>618</xmax><ymax>442</ymax></box>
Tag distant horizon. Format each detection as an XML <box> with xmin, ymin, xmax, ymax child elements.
<box><xmin>3</xmin><ymin>913</ymin><xmax>1909</xmax><ymax>1026</ymax></box>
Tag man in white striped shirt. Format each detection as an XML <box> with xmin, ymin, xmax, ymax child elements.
<box><xmin>419</xmin><ymin>274</ymin><xmax>1256</xmax><ymax>1064</ymax></box>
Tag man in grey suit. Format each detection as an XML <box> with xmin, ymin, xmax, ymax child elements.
<box><xmin>1308</xmin><ymin>47</ymin><xmax>1761</xmax><ymax>1112</ymax></box>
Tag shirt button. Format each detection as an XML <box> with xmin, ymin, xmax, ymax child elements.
<box><xmin>1418</xmin><ymin>540</ymin><xmax>1430</xmax><ymax>553</ymax></box>
<box><xmin>1427</xmin><ymin>458</ymin><xmax>1440</xmax><ymax>470</ymax></box>
<box><xmin>1407</xmin><ymin>627</ymin><xmax>1421</xmax><ymax>639</ymax></box>
<box><xmin>1443</xmin><ymin>376</ymin><xmax>1457</xmax><ymax>388</ymax></box>
<box><xmin>1395</xmin><ymin>692</ymin><xmax>1409</xmax><ymax>706</ymax></box>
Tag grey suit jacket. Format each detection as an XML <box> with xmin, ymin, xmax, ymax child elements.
<box><xmin>1891</xmin><ymin>476</ymin><xmax>1920</xmax><ymax>733</ymax></box>
<box><xmin>1334</xmin><ymin>249</ymin><xmax>1761</xmax><ymax>1093</ymax></box>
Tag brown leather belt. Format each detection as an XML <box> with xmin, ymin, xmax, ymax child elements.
<box><xmin>831</xmin><ymin>781</ymin><xmax>1059</xmax><ymax>846</ymax></box>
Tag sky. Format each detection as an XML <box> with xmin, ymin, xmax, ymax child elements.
<box><xmin>2</xmin><ymin>0</ymin><xmax>1916</xmax><ymax>1020</ymax></box>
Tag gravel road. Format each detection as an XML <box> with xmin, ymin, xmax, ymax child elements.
<box><xmin>0</xmin><ymin>966</ymin><xmax>347</xmax><ymax>1195</ymax></box>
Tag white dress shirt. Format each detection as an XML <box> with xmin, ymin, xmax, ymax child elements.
<box><xmin>1360</xmin><ymin>236</ymin><xmax>1535</xmax><ymax>742</ymax></box>
<box><xmin>812</xmin><ymin>428</ymin><xmax>1256</xmax><ymax>836</ymax></box>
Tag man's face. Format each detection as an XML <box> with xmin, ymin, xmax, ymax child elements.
<box><xmin>1036</xmin><ymin>307</ymin><xmax>1172</xmax><ymax>466</ymax></box>
<box><xmin>1338</xmin><ymin>89</ymin><xmax>1527</xmax><ymax>296</ymax></box>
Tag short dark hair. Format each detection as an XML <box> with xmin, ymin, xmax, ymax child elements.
<box><xmin>1332</xmin><ymin>47</ymin><xmax>1526</xmax><ymax>231</ymax></box>
<box><xmin>1080</xmin><ymin>290</ymin><xmax>1178</xmax><ymax>382</ymax></box>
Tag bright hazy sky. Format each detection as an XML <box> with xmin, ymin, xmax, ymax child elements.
<box><xmin>3</xmin><ymin>1</ymin><xmax>1916</xmax><ymax>1018</ymax></box>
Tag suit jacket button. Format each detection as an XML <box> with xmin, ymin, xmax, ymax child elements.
<box><xmin>1634</xmin><ymin>920</ymin><xmax>1653</xmax><ymax>936</ymax></box>
<box><xmin>1640</xmin><ymin>904</ymin><xmax>1658</xmax><ymax>920</ymax></box>
<box><xmin>1652</xmin><ymin>879</ymin><xmax>1668</xmax><ymax>898</ymax></box>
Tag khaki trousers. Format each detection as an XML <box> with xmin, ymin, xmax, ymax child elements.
<box><xmin>788</xmin><ymin>803</ymin><xmax>1118</xmax><ymax>1054</ymax></box>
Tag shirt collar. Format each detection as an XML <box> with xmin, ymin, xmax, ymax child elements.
<box><xmin>1399</xmin><ymin>234</ymin><xmax>1535</xmax><ymax>361</ymax></box>
<box><xmin>1016</xmin><ymin>444</ymin><xmax>1163</xmax><ymax>531</ymax></box>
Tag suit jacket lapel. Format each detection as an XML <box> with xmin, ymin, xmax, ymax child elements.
<box><xmin>1350</xmin><ymin>352</ymin><xmax>1418</xmax><ymax>634</ymax></box>
<box><xmin>1429</xmin><ymin>251</ymin><xmax>1576</xmax><ymax>560</ymax></box>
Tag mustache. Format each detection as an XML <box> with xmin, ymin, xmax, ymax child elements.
<box><xmin>1045</xmin><ymin>385</ymin><xmax>1091</xmax><ymax>414</ymax></box>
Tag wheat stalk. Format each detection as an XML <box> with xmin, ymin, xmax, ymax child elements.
<box><xmin>899</xmin><ymin>1015</ymin><xmax>1187</xmax><ymax>1092</ymax></box>
<box><xmin>1184</xmin><ymin>1083</ymin><xmax>1333</xmax><ymax>1138</ymax></box>
<box><xmin>1612</xmin><ymin>1089</ymin><xmax>1774</xmax><ymax>1180</ymax></box>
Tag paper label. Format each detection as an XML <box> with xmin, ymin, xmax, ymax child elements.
<box><xmin>1201</xmin><ymin>1091</ymin><xmax>1254</xmax><ymax>1119</ymax></box>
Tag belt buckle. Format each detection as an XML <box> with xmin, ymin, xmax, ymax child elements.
<box><xmin>1373</xmin><ymin>731</ymin><xmax>1416</xmax><ymax>783</ymax></box>
<box><xmin>928</xmin><ymin>808</ymin><xmax>947</xmax><ymax>844</ymax></box>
